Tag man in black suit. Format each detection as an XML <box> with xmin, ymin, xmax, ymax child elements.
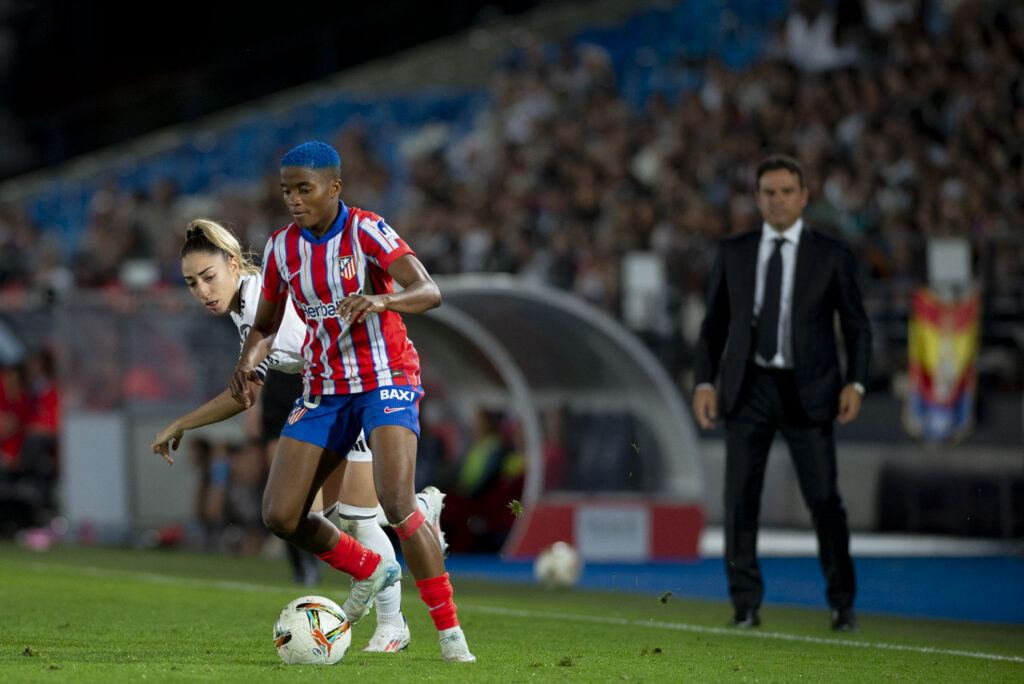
<box><xmin>692</xmin><ymin>155</ymin><xmax>871</xmax><ymax>632</ymax></box>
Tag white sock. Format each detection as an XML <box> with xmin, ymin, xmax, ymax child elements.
<box><xmin>335</xmin><ymin>503</ymin><xmax>404</xmax><ymax>627</ymax></box>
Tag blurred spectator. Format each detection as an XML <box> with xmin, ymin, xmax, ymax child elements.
<box><xmin>482</xmin><ymin>417</ymin><xmax>526</xmax><ymax>546</ymax></box>
<box><xmin>199</xmin><ymin>439</ymin><xmax>268</xmax><ymax>556</ymax></box>
<box><xmin>454</xmin><ymin>408</ymin><xmax>506</xmax><ymax>499</ymax></box>
<box><xmin>0</xmin><ymin>205</ymin><xmax>39</xmax><ymax>291</ymax></box>
<box><xmin>0</xmin><ymin>359</ymin><xmax>28</xmax><ymax>530</ymax></box>
<box><xmin>780</xmin><ymin>0</ymin><xmax>863</xmax><ymax>73</ymax></box>
<box><xmin>442</xmin><ymin>408</ymin><xmax>518</xmax><ymax>552</ymax></box>
<box><xmin>187</xmin><ymin>437</ymin><xmax>217</xmax><ymax>550</ymax></box>
<box><xmin>0</xmin><ymin>360</ymin><xmax>30</xmax><ymax>472</ymax></box>
<box><xmin>864</xmin><ymin>0</ymin><xmax>918</xmax><ymax>38</ymax></box>
<box><xmin>541</xmin><ymin>405</ymin><xmax>572</xmax><ymax>491</ymax></box>
<box><xmin>219</xmin><ymin>440</ymin><xmax>268</xmax><ymax>556</ymax></box>
<box><xmin>18</xmin><ymin>348</ymin><xmax>60</xmax><ymax>514</ymax></box>
<box><xmin>414</xmin><ymin>397</ymin><xmax>462</xmax><ymax>493</ymax></box>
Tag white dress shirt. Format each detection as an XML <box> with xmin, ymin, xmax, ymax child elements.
<box><xmin>753</xmin><ymin>219</ymin><xmax>803</xmax><ymax>369</ymax></box>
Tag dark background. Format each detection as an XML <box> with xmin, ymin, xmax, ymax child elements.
<box><xmin>0</xmin><ymin>0</ymin><xmax>547</xmax><ymax>181</ymax></box>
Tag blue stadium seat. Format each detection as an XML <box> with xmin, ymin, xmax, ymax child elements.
<box><xmin>22</xmin><ymin>0</ymin><xmax>793</xmax><ymax>244</ymax></box>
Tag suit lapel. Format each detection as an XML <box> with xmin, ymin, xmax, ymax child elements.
<box><xmin>738</xmin><ymin>231</ymin><xmax>760</xmax><ymax>312</ymax></box>
<box><xmin>793</xmin><ymin>228</ymin><xmax>817</xmax><ymax>312</ymax></box>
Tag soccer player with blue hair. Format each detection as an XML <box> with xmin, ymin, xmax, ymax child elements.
<box><xmin>231</xmin><ymin>141</ymin><xmax>475</xmax><ymax>662</ymax></box>
<box><xmin>150</xmin><ymin>214</ymin><xmax>448</xmax><ymax>652</ymax></box>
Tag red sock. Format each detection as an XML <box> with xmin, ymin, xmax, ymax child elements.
<box><xmin>416</xmin><ymin>572</ymin><xmax>459</xmax><ymax>631</ymax></box>
<box><xmin>316</xmin><ymin>533</ymin><xmax>380</xmax><ymax>581</ymax></box>
<box><xmin>394</xmin><ymin>508</ymin><xmax>425</xmax><ymax>540</ymax></box>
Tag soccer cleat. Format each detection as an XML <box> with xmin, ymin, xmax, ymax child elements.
<box><xmin>362</xmin><ymin>616</ymin><xmax>411</xmax><ymax>652</ymax></box>
<box><xmin>416</xmin><ymin>486</ymin><xmax>448</xmax><ymax>557</ymax></box>
<box><xmin>341</xmin><ymin>558</ymin><xmax>402</xmax><ymax>625</ymax></box>
<box><xmin>439</xmin><ymin>626</ymin><xmax>476</xmax><ymax>663</ymax></box>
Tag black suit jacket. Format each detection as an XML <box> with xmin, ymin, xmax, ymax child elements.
<box><xmin>693</xmin><ymin>227</ymin><xmax>872</xmax><ymax>422</ymax></box>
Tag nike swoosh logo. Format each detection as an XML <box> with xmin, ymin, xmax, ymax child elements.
<box><xmin>383</xmin><ymin>407</ymin><xmax>405</xmax><ymax>414</ymax></box>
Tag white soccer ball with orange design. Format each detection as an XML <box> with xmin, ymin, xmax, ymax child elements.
<box><xmin>273</xmin><ymin>595</ymin><xmax>351</xmax><ymax>665</ymax></box>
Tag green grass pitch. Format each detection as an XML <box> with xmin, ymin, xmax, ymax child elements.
<box><xmin>1</xmin><ymin>543</ymin><xmax>1021</xmax><ymax>683</ymax></box>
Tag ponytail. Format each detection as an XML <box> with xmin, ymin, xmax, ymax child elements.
<box><xmin>181</xmin><ymin>219</ymin><xmax>260</xmax><ymax>275</ymax></box>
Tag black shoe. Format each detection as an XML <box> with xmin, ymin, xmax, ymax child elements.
<box><xmin>728</xmin><ymin>610</ymin><xmax>760</xmax><ymax>628</ymax></box>
<box><xmin>831</xmin><ymin>608</ymin><xmax>858</xmax><ymax>632</ymax></box>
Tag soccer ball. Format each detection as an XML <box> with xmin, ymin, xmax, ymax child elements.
<box><xmin>273</xmin><ymin>595</ymin><xmax>351</xmax><ymax>665</ymax></box>
<box><xmin>533</xmin><ymin>541</ymin><xmax>583</xmax><ymax>589</ymax></box>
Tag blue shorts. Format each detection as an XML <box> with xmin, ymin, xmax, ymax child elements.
<box><xmin>280</xmin><ymin>385</ymin><xmax>424</xmax><ymax>454</ymax></box>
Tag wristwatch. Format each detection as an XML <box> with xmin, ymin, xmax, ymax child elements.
<box><xmin>851</xmin><ymin>382</ymin><xmax>865</xmax><ymax>395</ymax></box>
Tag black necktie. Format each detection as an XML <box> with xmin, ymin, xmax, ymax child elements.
<box><xmin>758</xmin><ymin>237</ymin><xmax>785</xmax><ymax>361</ymax></box>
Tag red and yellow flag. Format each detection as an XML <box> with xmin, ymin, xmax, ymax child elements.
<box><xmin>903</xmin><ymin>288</ymin><xmax>980</xmax><ymax>442</ymax></box>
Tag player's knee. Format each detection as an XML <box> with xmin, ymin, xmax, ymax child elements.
<box><xmin>262</xmin><ymin>505</ymin><xmax>300</xmax><ymax>539</ymax></box>
<box><xmin>375</xmin><ymin>483</ymin><xmax>412</xmax><ymax>524</ymax></box>
<box><xmin>379</xmin><ymin>500</ymin><xmax>413</xmax><ymax>527</ymax></box>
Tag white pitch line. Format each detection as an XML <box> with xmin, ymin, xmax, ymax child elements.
<box><xmin>14</xmin><ymin>560</ymin><xmax>1024</xmax><ymax>664</ymax></box>
<box><xmin>17</xmin><ymin>560</ymin><xmax>298</xmax><ymax>595</ymax></box>
<box><xmin>465</xmin><ymin>606</ymin><xmax>1024</xmax><ymax>664</ymax></box>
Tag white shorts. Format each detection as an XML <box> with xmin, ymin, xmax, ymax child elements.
<box><xmin>346</xmin><ymin>432</ymin><xmax>372</xmax><ymax>463</ymax></box>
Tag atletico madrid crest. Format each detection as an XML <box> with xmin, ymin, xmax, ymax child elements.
<box><xmin>338</xmin><ymin>256</ymin><xmax>357</xmax><ymax>280</ymax></box>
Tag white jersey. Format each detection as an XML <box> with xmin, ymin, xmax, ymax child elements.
<box><xmin>230</xmin><ymin>274</ymin><xmax>306</xmax><ymax>378</ymax></box>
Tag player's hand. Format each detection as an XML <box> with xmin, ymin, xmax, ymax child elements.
<box><xmin>150</xmin><ymin>423</ymin><xmax>184</xmax><ymax>465</ymax></box>
<box><xmin>230</xmin><ymin>365</ymin><xmax>263</xmax><ymax>408</ymax></box>
<box><xmin>692</xmin><ymin>385</ymin><xmax>718</xmax><ymax>430</ymax></box>
<box><xmin>337</xmin><ymin>293</ymin><xmax>390</xmax><ymax>324</ymax></box>
<box><xmin>837</xmin><ymin>384</ymin><xmax>863</xmax><ymax>424</ymax></box>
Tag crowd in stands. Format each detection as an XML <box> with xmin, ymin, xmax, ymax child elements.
<box><xmin>2</xmin><ymin>1</ymin><xmax>1021</xmax><ymax>390</ymax></box>
<box><xmin>0</xmin><ymin>0</ymin><xmax>1022</xmax><ymax>546</ymax></box>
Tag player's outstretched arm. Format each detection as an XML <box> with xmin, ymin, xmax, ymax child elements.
<box><xmin>150</xmin><ymin>387</ymin><xmax>259</xmax><ymax>464</ymax></box>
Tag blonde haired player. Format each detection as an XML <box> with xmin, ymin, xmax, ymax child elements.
<box><xmin>151</xmin><ymin>218</ymin><xmax>444</xmax><ymax>652</ymax></box>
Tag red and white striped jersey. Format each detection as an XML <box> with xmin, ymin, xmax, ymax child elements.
<box><xmin>261</xmin><ymin>202</ymin><xmax>422</xmax><ymax>396</ymax></box>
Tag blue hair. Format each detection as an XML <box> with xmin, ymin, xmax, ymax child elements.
<box><xmin>280</xmin><ymin>141</ymin><xmax>341</xmax><ymax>171</ymax></box>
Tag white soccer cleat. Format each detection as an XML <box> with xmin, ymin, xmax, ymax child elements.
<box><xmin>362</xmin><ymin>616</ymin><xmax>411</xmax><ymax>652</ymax></box>
<box><xmin>439</xmin><ymin>626</ymin><xmax>476</xmax><ymax>663</ymax></box>
<box><xmin>416</xmin><ymin>486</ymin><xmax>448</xmax><ymax>557</ymax></box>
<box><xmin>341</xmin><ymin>558</ymin><xmax>401</xmax><ymax>625</ymax></box>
